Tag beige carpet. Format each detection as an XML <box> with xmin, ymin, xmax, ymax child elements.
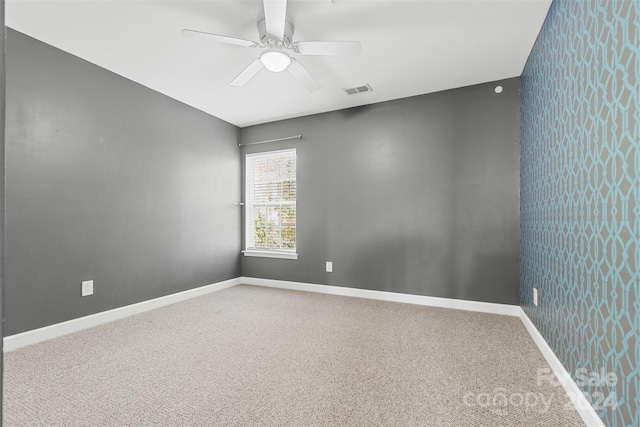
<box><xmin>4</xmin><ymin>285</ymin><xmax>585</xmax><ymax>426</ymax></box>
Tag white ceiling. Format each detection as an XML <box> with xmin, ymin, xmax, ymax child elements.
<box><xmin>6</xmin><ymin>0</ymin><xmax>551</xmax><ymax>127</ymax></box>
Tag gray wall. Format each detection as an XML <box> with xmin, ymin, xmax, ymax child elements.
<box><xmin>4</xmin><ymin>29</ymin><xmax>241</xmax><ymax>335</ymax></box>
<box><xmin>1</xmin><ymin>0</ymin><xmax>6</xmax><ymax>413</ymax></box>
<box><xmin>4</xmin><ymin>25</ymin><xmax>520</xmax><ymax>337</ymax></box>
<box><xmin>240</xmin><ymin>79</ymin><xmax>521</xmax><ymax>304</ymax></box>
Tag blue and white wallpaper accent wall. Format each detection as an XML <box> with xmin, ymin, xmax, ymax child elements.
<box><xmin>520</xmin><ymin>1</ymin><xmax>638</xmax><ymax>426</ymax></box>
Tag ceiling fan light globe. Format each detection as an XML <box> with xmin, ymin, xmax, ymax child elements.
<box><xmin>260</xmin><ymin>50</ymin><xmax>291</xmax><ymax>72</ymax></box>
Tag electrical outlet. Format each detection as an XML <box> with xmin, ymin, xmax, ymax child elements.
<box><xmin>326</xmin><ymin>262</ymin><xmax>333</xmax><ymax>273</ymax></box>
<box><xmin>533</xmin><ymin>288</ymin><xmax>538</xmax><ymax>306</ymax></box>
<box><xmin>82</xmin><ymin>280</ymin><xmax>94</xmax><ymax>297</ymax></box>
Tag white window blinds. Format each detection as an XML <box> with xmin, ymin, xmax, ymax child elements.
<box><xmin>245</xmin><ymin>149</ymin><xmax>296</xmax><ymax>252</ymax></box>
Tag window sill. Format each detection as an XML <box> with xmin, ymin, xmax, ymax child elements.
<box><xmin>242</xmin><ymin>250</ymin><xmax>298</xmax><ymax>260</ymax></box>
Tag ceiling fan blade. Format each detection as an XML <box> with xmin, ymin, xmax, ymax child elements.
<box><xmin>263</xmin><ymin>0</ymin><xmax>287</xmax><ymax>39</ymax></box>
<box><xmin>182</xmin><ymin>29</ymin><xmax>259</xmax><ymax>48</ymax></box>
<box><xmin>293</xmin><ymin>41</ymin><xmax>361</xmax><ymax>56</ymax></box>
<box><xmin>287</xmin><ymin>59</ymin><xmax>321</xmax><ymax>92</ymax></box>
<box><xmin>231</xmin><ymin>59</ymin><xmax>265</xmax><ymax>86</ymax></box>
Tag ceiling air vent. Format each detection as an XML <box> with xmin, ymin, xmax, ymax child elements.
<box><xmin>344</xmin><ymin>84</ymin><xmax>373</xmax><ymax>95</ymax></box>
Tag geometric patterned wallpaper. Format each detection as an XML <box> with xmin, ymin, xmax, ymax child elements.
<box><xmin>520</xmin><ymin>1</ymin><xmax>638</xmax><ymax>426</ymax></box>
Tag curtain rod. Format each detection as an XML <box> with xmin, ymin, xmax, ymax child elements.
<box><xmin>238</xmin><ymin>134</ymin><xmax>302</xmax><ymax>147</ymax></box>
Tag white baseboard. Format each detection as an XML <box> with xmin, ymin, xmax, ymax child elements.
<box><xmin>240</xmin><ymin>277</ymin><xmax>522</xmax><ymax>317</ymax></box>
<box><xmin>3</xmin><ymin>277</ymin><xmax>241</xmax><ymax>352</ymax></box>
<box><xmin>4</xmin><ymin>277</ymin><xmax>519</xmax><ymax>351</ymax></box>
<box><xmin>518</xmin><ymin>309</ymin><xmax>605</xmax><ymax>427</ymax></box>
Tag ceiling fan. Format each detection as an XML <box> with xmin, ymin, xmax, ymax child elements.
<box><xmin>182</xmin><ymin>0</ymin><xmax>361</xmax><ymax>92</ymax></box>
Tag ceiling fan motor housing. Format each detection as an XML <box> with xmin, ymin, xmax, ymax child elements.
<box><xmin>258</xmin><ymin>18</ymin><xmax>294</xmax><ymax>48</ymax></box>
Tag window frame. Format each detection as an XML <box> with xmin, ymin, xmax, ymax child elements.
<box><xmin>243</xmin><ymin>148</ymin><xmax>298</xmax><ymax>260</ymax></box>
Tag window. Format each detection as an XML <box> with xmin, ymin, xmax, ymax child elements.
<box><xmin>244</xmin><ymin>149</ymin><xmax>297</xmax><ymax>259</ymax></box>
